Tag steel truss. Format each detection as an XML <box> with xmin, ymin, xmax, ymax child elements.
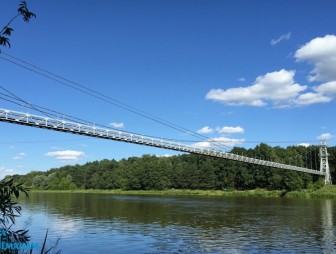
<box><xmin>0</xmin><ymin>108</ymin><xmax>325</xmax><ymax>176</ymax></box>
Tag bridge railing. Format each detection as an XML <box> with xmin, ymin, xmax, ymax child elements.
<box><xmin>0</xmin><ymin>108</ymin><xmax>325</xmax><ymax>176</ymax></box>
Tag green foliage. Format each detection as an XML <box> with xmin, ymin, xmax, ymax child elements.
<box><xmin>307</xmin><ymin>178</ymin><xmax>325</xmax><ymax>191</ymax></box>
<box><xmin>311</xmin><ymin>185</ymin><xmax>336</xmax><ymax>198</ymax></box>
<box><xmin>0</xmin><ymin>179</ymin><xmax>62</xmax><ymax>253</ymax></box>
<box><xmin>0</xmin><ymin>1</ymin><xmax>36</xmax><ymax>48</ymax></box>
<box><xmin>283</xmin><ymin>172</ymin><xmax>304</xmax><ymax>191</ymax></box>
<box><xmin>198</xmin><ymin>160</ymin><xmax>216</xmax><ymax>189</ymax></box>
<box><xmin>17</xmin><ymin>1</ymin><xmax>36</xmax><ymax>22</ymax></box>
<box><xmin>33</xmin><ymin>175</ymin><xmax>48</xmax><ymax>189</ymax></box>
<box><xmin>0</xmin><ymin>178</ymin><xmax>30</xmax><ymax>253</ymax></box>
<box><xmin>58</xmin><ymin>175</ymin><xmax>76</xmax><ymax>190</ymax></box>
<box><xmin>10</xmin><ymin>144</ymin><xmax>335</xmax><ymax>192</ymax></box>
<box><xmin>32</xmin><ymin>173</ymin><xmax>77</xmax><ymax>191</ymax></box>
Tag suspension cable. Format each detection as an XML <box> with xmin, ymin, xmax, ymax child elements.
<box><xmin>0</xmin><ymin>52</ymin><xmax>234</xmax><ymax>151</ymax></box>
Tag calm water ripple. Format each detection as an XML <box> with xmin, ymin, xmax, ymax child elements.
<box><xmin>14</xmin><ymin>193</ymin><xmax>336</xmax><ymax>253</ymax></box>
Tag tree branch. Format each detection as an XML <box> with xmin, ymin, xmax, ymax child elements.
<box><xmin>0</xmin><ymin>14</ymin><xmax>20</xmax><ymax>35</ymax></box>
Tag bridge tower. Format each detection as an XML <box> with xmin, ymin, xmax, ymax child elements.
<box><xmin>319</xmin><ymin>140</ymin><xmax>332</xmax><ymax>185</ymax></box>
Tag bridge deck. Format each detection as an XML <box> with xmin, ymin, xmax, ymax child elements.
<box><xmin>0</xmin><ymin>108</ymin><xmax>325</xmax><ymax>176</ymax></box>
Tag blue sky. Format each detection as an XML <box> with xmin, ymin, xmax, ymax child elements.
<box><xmin>1</xmin><ymin>0</ymin><xmax>336</xmax><ymax>178</ymax></box>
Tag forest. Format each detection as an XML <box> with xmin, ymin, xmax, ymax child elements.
<box><xmin>8</xmin><ymin>143</ymin><xmax>336</xmax><ymax>191</ymax></box>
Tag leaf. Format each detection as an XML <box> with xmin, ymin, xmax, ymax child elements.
<box><xmin>40</xmin><ymin>229</ymin><xmax>48</xmax><ymax>254</ymax></box>
<box><xmin>0</xmin><ymin>36</ymin><xmax>11</xmax><ymax>47</ymax></box>
<box><xmin>14</xmin><ymin>189</ymin><xmax>19</xmax><ymax>198</ymax></box>
<box><xmin>2</xmin><ymin>27</ymin><xmax>14</xmax><ymax>36</ymax></box>
<box><xmin>18</xmin><ymin>1</ymin><xmax>28</xmax><ymax>15</ymax></box>
<box><xmin>18</xmin><ymin>1</ymin><xmax>36</xmax><ymax>23</ymax></box>
<box><xmin>22</xmin><ymin>11</ymin><xmax>37</xmax><ymax>22</ymax></box>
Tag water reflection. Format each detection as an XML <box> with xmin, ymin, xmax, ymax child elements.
<box><xmin>321</xmin><ymin>199</ymin><xmax>335</xmax><ymax>253</ymax></box>
<box><xmin>16</xmin><ymin>193</ymin><xmax>336</xmax><ymax>253</ymax></box>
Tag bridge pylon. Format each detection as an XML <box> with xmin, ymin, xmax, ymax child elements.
<box><xmin>319</xmin><ymin>140</ymin><xmax>332</xmax><ymax>185</ymax></box>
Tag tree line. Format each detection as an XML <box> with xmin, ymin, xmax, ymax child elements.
<box><xmin>9</xmin><ymin>143</ymin><xmax>336</xmax><ymax>191</ymax></box>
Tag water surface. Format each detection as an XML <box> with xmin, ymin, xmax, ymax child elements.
<box><xmin>16</xmin><ymin>193</ymin><xmax>336</xmax><ymax>253</ymax></box>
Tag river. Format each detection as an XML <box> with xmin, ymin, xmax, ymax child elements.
<box><xmin>14</xmin><ymin>193</ymin><xmax>336</xmax><ymax>253</ymax></box>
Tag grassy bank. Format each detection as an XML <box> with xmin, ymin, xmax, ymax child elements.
<box><xmin>29</xmin><ymin>185</ymin><xmax>336</xmax><ymax>198</ymax></box>
<box><xmin>30</xmin><ymin>188</ymin><xmax>285</xmax><ymax>197</ymax></box>
<box><xmin>285</xmin><ymin>185</ymin><xmax>336</xmax><ymax>198</ymax></box>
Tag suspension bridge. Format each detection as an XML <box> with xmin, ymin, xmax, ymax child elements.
<box><xmin>0</xmin><ymin>108</ymin><xmax>332</xmax><ymax>185</ymax></box>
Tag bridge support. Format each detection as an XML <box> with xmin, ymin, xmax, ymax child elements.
<box><xmin>320</xmin><ymin>140</ymin><xmax>332</xmax><ymax>185</ymax></box>
<box><xmin>0</xmin><ymin>108</ymin><xmax>327</xmax><ymax>177</ymax></box>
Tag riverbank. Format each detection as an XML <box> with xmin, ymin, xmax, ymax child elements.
<box><xmin>30</xmin><ymin>185</ymin><xmax>336</xmax><ymax>198</ymax></box>
<box><xmin>285</xmin><ymin>185</ymin><xmax>336</xmax><ymax>198</ymax></box>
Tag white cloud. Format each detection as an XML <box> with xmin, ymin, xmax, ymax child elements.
<box><xmin>13</xmin><ymin>152</ymin><xmax>26</xmax><ymax>160</ymax></box>
<box><xmin>297</xmin><ymin>143</ymin><xmax>310</xmax><ymax>147</ymax></box>
<box><xmin>238</xmin><ymin>77</ymin><xmax>246</xmax><ymax>82</ymax></box>
<box><xmin>45</xmin><ymin>150</ymin><xmax>85</xmax><ymax>162</ymax></box>
<box><xmin>206</xmin><ymin>69</ymin><xmax>306</xmax><ymax>107</ymax></box>
<box><xmin>271</xmin><ymin>32</ymin><xmax>291</xmax><ymax>46</ymax></box>
<box><xmin>110</xmin><ymin>122</ymin><xmax>124</xmax><ymax>129</ymax></box>
<box><xmin>0</xmin><ymin>167</ymin><xmax>14</xmax><ymax>180</ymax></box>
<box><xmin>294</xmin><ymin>81</ymin><xmax>336</xmax><ymax>105</ymax></box>
<box><xmin>294</xmin><ymin>92</ymin><xmax>331</xmax><ymax>105</ymax></box>
<box><xmin>217</xmin><ymin>126</ymin><xmax>244</xmax><ymax>134</ymax></box>
<box><xmin>314</xmin><ymin>81</ymin><xmax>336</xmax><ymax>96</ymax></box>
<box><xmin>193</xmin><ymin>137</ymin><xmax>245</xmax><ymax>149</ymax></box>
<box><xmin>295</xmin><ymin>34</ymin><xmax>336</xmax><ymax>82</ymax></box>
<box><xmin>197</xmin><ymin>125</ymin><xmax>244</xmax><ymax>135</ymax></box>
<box><xmin>317</xmin><ymin>133</ymin><xmax>335</xmax><ymax>140</ymax></box>
<box><xmin>197</xmin><ymin>126</ymin><xmax>214</xmax><ymax>134</ymax></box>
<box><xmin>206</xmin><ymin>35</ymin><xmax>336</xmax><ymax>108</ymax></box>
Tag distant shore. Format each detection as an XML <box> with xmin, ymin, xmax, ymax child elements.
<box><xmin>29</xmin><ymin>185</ymin><xmax>336</xmax><ymax>198</ymax></box>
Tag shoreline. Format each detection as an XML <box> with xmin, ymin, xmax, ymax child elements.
<box><xmin>29</xmin><ymin>185</ymin><xmax>336</xmax><ymax>198</ymax></box>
